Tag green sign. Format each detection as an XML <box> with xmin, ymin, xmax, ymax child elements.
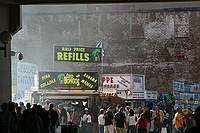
<box><xmin>54</xmin><ymin>46</ymin><xmax>102</xmax><ymax>63</ymax></box>
<box><xmin>39</xmin><ymin>72</ymin><xmax>98</xmax><ymax>90</ymax></box>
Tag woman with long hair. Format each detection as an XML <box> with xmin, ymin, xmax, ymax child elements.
<box><xmin>136</xmin><ymin>113</ymin><xmax>148</xmax><ymax>133</ymax></box>
<box><xmin>128</xmin><ymin>109</ymin><xmax>136</xmax><ymax>133</ymax></box>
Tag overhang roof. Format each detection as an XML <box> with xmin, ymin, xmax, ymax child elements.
<box><xmin>1</xmin><ymin>0</ymin><xmax>199</xmax><ymax>5</ymax></box>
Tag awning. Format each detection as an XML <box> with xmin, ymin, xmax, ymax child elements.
<box><xmin>43</xmin><ymin>95</ymin><xmax>89</xmax><ymax>100</ymax></box>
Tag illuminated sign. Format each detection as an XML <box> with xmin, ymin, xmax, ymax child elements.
<box><xmin>54</xmin><ymin>46</ymin><xmax>102</xmax><ymax>63</ymax></box>
<box><xmin>39</xmin><ymin>72</ymin><xmax>98</xmax><ymax>90</ymax></box>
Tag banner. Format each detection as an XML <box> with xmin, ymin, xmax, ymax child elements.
<box><xmin>54</xmin><ymin>46</ymin><xmax>102</xmax><ymax>63</ymax></box>
<box><xmin>173</xmin><ymin>81</ymin><xmax>184</xmax><ymax>91</ymax></box>
<box><xmin>132</xmin><ymin>74</ymin><xmax>145</xmax><ymax>90</ymax></box>
<box><xmin>184</xmin><ymin>83</ymin><xmax>194</xmax><ymax>92</ymax></box>
<box><xmin>102</xmin><ymin>74</ymin><xmax>131</xmax><ymax>90</ymax></box>
<box><xmin>39</xmin><ymin>72</ymin><xmax>98</xmax><ymax>90</ymax></box>
<box><xmin>16</xmin><ymin>62</ymin><xmax>38</xmax><ymax>100</ymax></box>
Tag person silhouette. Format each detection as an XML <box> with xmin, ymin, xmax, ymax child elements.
<box><xmin>184</xmin><ymin>106</ymin><xmax>200</xmax><ymax>133</ymax></box>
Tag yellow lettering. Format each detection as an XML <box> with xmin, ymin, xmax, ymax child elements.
<box><xmin>63</xmin><ymin>52</ymin><xmax>68</xmax><ymax>60</ymax></box>
<box><xmin>84</xmin><ymin>53</ymin><xmax>90</xmax><ymax>61</ymax></box>
<box><xmin>73</xmin><ymin>47</ymin><xmax>85</xmax><ymax>52</ymax></box>
<box><xmin>42</xmin><ymin>74</ymin><xmax>51</xmax><ymax>80</ymax></box>
<box><xmin>76</xmin><ymin>53</ymin><xmax>80</xmax><ymax>61</ymax></box>
<box><xmin>81</xmin><ymin>79</ymin><xmax>93</xmax><ymax>89</ymax></box>
<box><xmin>68</xmin><ymin>52</ymin><xmax>73</xmax><ymax>60</ymax></box>
<box><xmin>63</xmin><ymin>74</ymin><xmax>80</xmax><ymax>86</ymax></box>
<box><xmin>57</xmin><ymin>52</ymin><xmax>63</xmax><ymax>60</ymax></box>
<box><xmin>62</xmin><ymin>47</ymin><xmax>71</xmax><ymax>51</ymax></box>
<box><xmin>40</xmin><ymin>78</ymin><xmax>56</xmax><ymax>88</ymax></box>
<box><xmin>73</xmin><ymin>53</ymin><xmax>76</xmax><ymax>60</ymax></box>
<box><xmin>80</xmin><ymin>53</ymin><xmax>84</xmax><ymax>61</ymax></box>
<box><xmin>83</xmin><ymin>73</ymin><xmax>97</xmax><ymax>83</ymax></box>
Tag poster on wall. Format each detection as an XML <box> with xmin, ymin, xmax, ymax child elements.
<box><xmin>173</xmin><ymin>81</ymin><xmax>184</xmax><ymax>91</ymax></box>
<box><xmin>132</xmin><ymin>91</ymin><xmax>145</xmax><ymax>99</ymax></box>
<box><xmin>184</xmin><ymin>83</ymin><xmax>194</xmax><ymax>92</ymax></box>
<box><xmin>194</xmin><ymin>83</ymin><xmax>200</xmax><ymax>92</ymax></box>
<box><xmin>102</xmin><ymin>74</ymin><xmax>131</xmax><ymax>90</ymax></box>
<box><xmin>39</xmin><ymin>72</ymin><xmax>98</xmax><ymax>90</ymax></box>
<box><xmin>132</xmin><ymin>74</ymin><xmax>145</xmax><ymax>90</ymax></box>
<box><xmin>16</xmin><ymin>62</ymin><xmax>38</xmax><ymax>100</ymax></box>
<box><xmin>146</xmin><ymin>91</ymin><xmax>158</xmax><ymax>100</ymax></box>
<box><xmin>54</xmin><ymin>46</ymin><xmax>102</xmax><ymax>63</ymax></box>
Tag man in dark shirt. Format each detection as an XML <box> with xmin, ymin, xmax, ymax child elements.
<box><xmin>184</xmin><ymin>108</ymin><xmax>194</xmax><ymax>131</ymax></box>
<box><xmin>58</xmin><ymin>104</ymin><xmax>67</xmax><ymax>124</ymax></box>
<box><xmin>104</xmin><ymin>106</ymin><xmax>114</xmax><ymax>133</ymax></box>
<box><xmin>143</xmin><ymin>105</ymin><xmax>151</xmax><ymax>133</ymax></box>
<box><xmin>114</xmin><ymin>107</ymin><xmax>127</xmax><ymax>133</ymax></box>
<box><xmin>184</xmin><ymin>106</ymin><xmax>200</xmax><ymax>133</ymax></box>
<box><xmin>48</xmin><ymin>104</ymin><xmax>59</xmax><ymax>133</ymax></box>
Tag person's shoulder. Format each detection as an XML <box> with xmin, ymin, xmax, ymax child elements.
<box><xmin>114</xmin><ymin>112</ymin><xmax>118</xmax><ymax>116</ymax></box>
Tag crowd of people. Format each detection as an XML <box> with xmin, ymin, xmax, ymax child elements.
<box><xmin>0</xmin><ymin>99</ymin><xmax>96</xmax><ymax>133</ymax></box>
<box><xmin>2</xmin><ymin>99</ymin><xmax>200</xmax><ymax>133</ymax></box>
<box><xmin>97</xmin><ymin>105</ymin><xmax>200</xmax><ymax>133</ymax></box>
<box><xmin>0</xmin><ymin>100</ymin><xmax>63</xmax><ymax>133</ymax></box>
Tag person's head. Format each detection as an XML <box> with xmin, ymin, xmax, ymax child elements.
<box><xmin>125</xmin><ymin>106</ymin><xmax>130</xmax><ymax>112</ymax></box>
<box><xmin>1</xmin><ymin>102</ymin><xmax>8</xmax><ymax>111</ymax></box>
<box><xmin>85</xmin><ymin>110</ymin><xmax>89</xmax><ymax>115</ymax></box>
<box><xmin>8</xmin><ymin>101</ymin><xmax>15</xmax><ymax>111</ymax></box>
<box><xmin>50</xmin><ymin>103</ymin><xmax>54</xmax><ymax>109</ymax></box>
<box><xmin>140</xmin><ymin>113</ymin><xmax>146</xmax><ymax>121</ymax></box>
<box><xmin>176</xmin><ymin>107</ymin><xmax>182</xmax><ymax>113</ymax></box>
<box><xmin>187</xmin><ymin>108</ymin><xmax>193</xmax><ymax>114</ymax></box>
<box><xmin>45</xmin><ymin>99</ymin><xmax>50</xmax><ymax>105</ymax></box>
<box><xmin>143</xmin><ymin>105</ymin><xmax>149</xmax><ymax>111</ymax></box>
<box><xmin>19</xmin><ymin>102</ymin><xmax>24</xmax><ymax>106</ymax></box>
<box><xmin>155</xmin><ymin>105</ymin><xmax>159</xmax><ymax>111</ymax></box>
<box><xmin>107</xmin><ymin>106</ymin><xmax>113</xmax><ymax>111</ymax></box>
<box><xmin>99</xmin><ymin>109</ymin><xmax>104</xmax><ymax>115</ymax></box>
<box><xmin>58</xmin><ymin>104</ymin><xmax>63</xmax><ymax>110</ymax></box>
<box><xmin>119</xmin><ymin>107</ymin><xmax>124</xmax><ymax>112</ymax></box>
<box><xmin>16</xmin><ymin>106</ymin><xmax>22</xmax><ymax>114</ymax></box>
<box><xmin>26</xmin><ymin>103</ymin><xmax>31</xmax><ymax>109</ymax></box>
<box><xmin>129</xmin><ymin>109</ymin><xmax>134</xmax><ymax>116</ymax></box>
<box><xmin>137</xmin><ymin>105</ymin><xmax>142</xmax><ymax>112</ymax></box>
<box><xmin>193</xmin><ymin>106</ymin><xmax>200</xmax><ymax>125</ymax></box>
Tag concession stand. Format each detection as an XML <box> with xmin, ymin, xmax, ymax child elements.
<box><xmin>30</xmin><ymin>71</ymin><xmax>100</xmax><ymax>119</ymax></box>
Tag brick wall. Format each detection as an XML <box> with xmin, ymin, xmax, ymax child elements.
<box><xmin>12</xmin><ymin>6</ymin><xmax>200</xmax><ymax>94</ymax></box>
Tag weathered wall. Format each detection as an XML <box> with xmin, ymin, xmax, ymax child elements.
<box><xmin>12</xmin><ymin>5</ymin><xmax>200</xmax><ymax>94</ymax></box>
